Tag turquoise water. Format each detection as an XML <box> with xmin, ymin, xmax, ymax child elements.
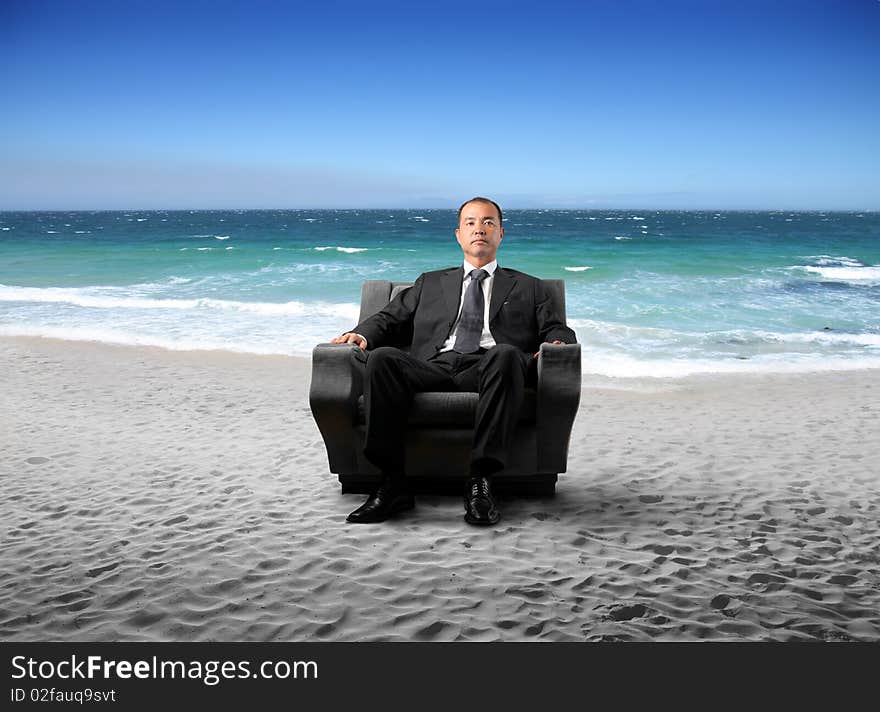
<box><xmin>1</xmin><ymin>209</ymin><xmax>878</xmax><ymax>377</ymax></box>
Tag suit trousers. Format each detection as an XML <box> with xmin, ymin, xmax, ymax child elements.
<box><xmin>362</xmin><ymin>343</ymin><xmax>535</xmax><ymax>486</ymax></box>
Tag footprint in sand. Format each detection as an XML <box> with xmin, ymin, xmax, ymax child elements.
<box><xmin>710</xmin><ymin>594</ymin><xmax>731</xmax><ymax>609</ymax></box>
<box><xmin>608</xmin><ymin>603</ymin><xmax>648</xmax><ymax>621</ymax></box>
<box><xmin>525</xmin><ymin>621</ymin><xmax>546</xmax><ymax>636</ymax></box>
<box><xmin>663</xmin><ymin>528</ymin><xmax>693</xmax><ymax>536</ymax></box>
<box><xmin>416</xmin><ymin>621</ymin><xmax>451</xmax><ymax>639</ymax></box>
<box><xmin>85</xmin><ymin>562</ymin><xmax>120</xmax><ymax>578</ymax></box>
<box><xmin>26</xmin><ymin>456</ymin><xmax>50</xmax><ymax>464</ymax></box>
<box><xmin>828</xmin><ymin>574</ymin><xmax>858</xmax><ymax>586</ymax></box>
<box><xmin>639</xmin><ymin>494</ymin><xmax>663</xmax><ymax>504</ymax></box>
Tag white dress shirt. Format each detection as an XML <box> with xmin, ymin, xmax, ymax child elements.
<box><xmin>439</xmin><ymin>259</ymin><xmax>498</xmax><ymax>353</ymax></box>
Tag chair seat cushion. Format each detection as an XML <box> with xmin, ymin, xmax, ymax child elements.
<box><xmin>357</xmin><ymin>389</ymin><xmax>537</xmax><ymax>427</ymax></box>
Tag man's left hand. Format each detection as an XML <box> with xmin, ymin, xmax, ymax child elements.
<box><xmin>534</xmin><ymin>340</ymin><xmax>565</xmax><ymax>358</ymax></box>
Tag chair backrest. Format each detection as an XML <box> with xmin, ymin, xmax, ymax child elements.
<box><xmin>359</xmin><ymin>279</ymin><xmax>567</xmax><ymax>324</ymax></box>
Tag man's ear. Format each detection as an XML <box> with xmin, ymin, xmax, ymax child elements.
<box><xmin>455</xmin><ymin>228</ymin><xmax>460</xmax><ymax>240</ymax></box>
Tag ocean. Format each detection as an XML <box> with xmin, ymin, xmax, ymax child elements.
<box><xmin>1</xmin><ymin>209</ymin><xmax>878</xmax><ymax>378</ymax></box>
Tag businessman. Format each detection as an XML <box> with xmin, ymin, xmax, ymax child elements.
<box><xmin>332</xmin><ymin>197</ymin><xmax>577</xmax><ymax>526</ymax></box>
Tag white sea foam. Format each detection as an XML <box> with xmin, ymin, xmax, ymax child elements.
<box><xmin>214</xmin><ymin>235</ymin><xmax>231</xmax><ymax>240</ymax></box>
<box><xmin>225</xmin><ymin>246</ymin><xmax>235</xmax><ymax>250</ymax></box>
<box><xmin>796</xmin><ymin>265</ymin><xmax>880</xmax><ymax>282</ymax></box>
<box><xmin>564</xmin><ymin>266</ymin><xmax>592</xmax><ymax>272</ymax></box>
<box><xmin>196</xmin><ymin>247</ymin><xmax>213</xmax><ymax>251</ymax></box>
<box><xmin>1</xmin><ymin>227</ymin><xmax>11</xmax><ymax>231</ymax></box>
<box><xmin>568</xmin><ymin>319</ymin><xmax>679</xmax><ymax>339</ymax></box>
<box><xmin>0</xmin><ymin>284</ymin><xmax>360</xmax><ymax>319</ymax></box>
<box><xmin>0</xmin><ymin>316</ymin><xmax>355</xmax><ymax>357</ymax></box>
<box><xmin>614</xmin><ymin>236</ymin><xmax>631</xmax><ymax>241</ymax></box>
<box><xmin>136</xmin><ymin>218</ymin><xmax>148</xmax><ymax>222</ymax></box>
<box><xmin>712</xmin><ymin>328</ymin><xmax>880</xmax><ymax>349</ymax></box>
<box><xmin>792</xmin><ymin>330</ymin><xmax>880</xmax><ymax>347</ymax></box>
<box><xmin>578</xmin><ymin>349</ymin><xmax>880</xmax><ymax>378</ymax></box>
<box><xmin>800</xmin><ymin>255</ymin><xmax>863</xmax><ymax>267</ymax></box>
<box><xmin>570</xmin><ymin>320</ymin><xmax>880</xmax><ymax>377</ymax></box>
<box><xmin>631</xmin><ymin>216</ymin><xmax>645</xmax><ymax>220</ymax></box>
<box><xmin>571</xmin><ymin>319</ymin><xmax>880</xmax><ymax>348</ymax></box>
<box><xmin>314</xmin><ymin>246</ymin><xmax>368</xmax><ymax>253</ymax></box>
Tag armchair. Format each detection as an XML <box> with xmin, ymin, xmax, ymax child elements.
<box><xmin>309</xmin><ymin>279</ymin><xmax>581</xmax><ymax>495</ymax></box>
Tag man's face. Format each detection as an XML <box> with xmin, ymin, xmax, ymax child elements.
<box><xmin>455</xmin><ymin>201</ymin><xmax>504</xmax><ymax>265</ymax></box>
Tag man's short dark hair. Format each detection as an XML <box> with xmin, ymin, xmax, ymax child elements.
<box><xmin>457</xmin><ymin>197</ymin><xmax>503</xmax><ymax>225</ymax></box>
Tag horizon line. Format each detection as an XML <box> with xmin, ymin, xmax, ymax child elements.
<box><xmin>1</xmin><ymin>207</ymin><xmax>878</xmax><ymax>214</ymax></box>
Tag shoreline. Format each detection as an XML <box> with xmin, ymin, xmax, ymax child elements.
<box><xmin>0</xmin><ymin>333</ymin><xmax>312</xmax><ymax>369</ymax></box>
<box><xmin>2</xmin><ymin>335</ymin><xmax>879</xmax><ymax>641</ymax></box>
<box><xmin>4</xmin><ymin>333</ymin><xmax>880</xmax><ymax>389</ymax></box>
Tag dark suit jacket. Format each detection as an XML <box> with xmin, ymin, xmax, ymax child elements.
<box><xmin>352</xmin><ymin>266</ymin><xmax>577</xmax><ymax>361</ymax></box>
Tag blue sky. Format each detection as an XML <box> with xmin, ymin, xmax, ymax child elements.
<box><xmin>2</xmin><ymin>0</ymin><xmax>878</xmax><ymax>209</ymax></box>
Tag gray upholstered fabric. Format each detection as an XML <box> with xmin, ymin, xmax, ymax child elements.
<box><xmin>310</xmin><ymin>279</ymin><xmax>581</xmax><ymax>495</ymax></box>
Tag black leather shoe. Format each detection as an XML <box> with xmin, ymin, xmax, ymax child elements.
<box><xmin>346</xmin><ymin>483</ymin><xmax>415</xmax><ymax>523</ymax></box>
<box><xmin>464</xmin><ymin>476</ymin><xmax>500</xmax><ymax>526</ymax></box>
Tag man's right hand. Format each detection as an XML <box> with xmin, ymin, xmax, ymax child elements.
<box><xmin>331</xmin><ymin>332</ymin><xmax>367</xmax><ymax>349</ymax></box>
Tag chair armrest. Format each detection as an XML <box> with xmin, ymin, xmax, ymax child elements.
<box><xmin>309</xmin><ymin>343</ymin><xmax>367</xmax><ymax>474</ymax></box>
<box><xmin>535</xmin><ymin>342</ymin><xmax>582</xmax><ymax>473</ymax></box>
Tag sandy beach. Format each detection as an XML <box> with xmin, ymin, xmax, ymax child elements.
<box><xmin>2</xmin><ymin>335</ymin><xmax>879</xmax><ymax>642</ymax></box>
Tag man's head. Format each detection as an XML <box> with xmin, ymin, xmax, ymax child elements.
<box><xmin>455</xmin><ymin>197</ymin><xmax>504</xmax><ymax>267</ymax></box>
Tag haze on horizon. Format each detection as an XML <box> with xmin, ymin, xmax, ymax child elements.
<box><xmin>2</xmin><ymin>0</ymin><xmax>878</xmax><ymax>211</ymax></box>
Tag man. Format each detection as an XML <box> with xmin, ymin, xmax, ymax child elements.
<box><xmin>332</xmin><ymin>197</ymin><xmax>576</xmax><ymax>526</ymax></box>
